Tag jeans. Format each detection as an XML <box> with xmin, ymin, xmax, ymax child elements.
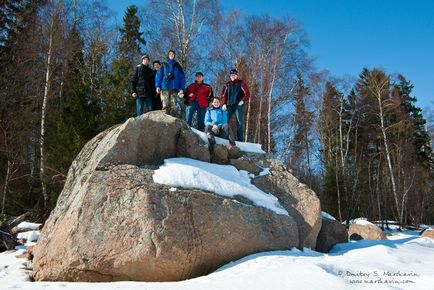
<box><xmin>227</xmin><ymin>104</ymin><xmax>244</xmax><ymax>141</ymax></box>
<box><xmin>186</xmin><ymin>100</ymin><xmax>207</xmax><ymax>131</ymax></box>
<box><xmin>205</xmin><ymin>124</ymin><xmax>235</xmax><ymax>145</ymax></box>
<box><xmin>135</xmin><ymin>95</ymin><xmax>153</xmax><ymax>116</ymax></box>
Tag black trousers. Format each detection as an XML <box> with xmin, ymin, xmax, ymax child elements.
<box><xmin>205</xmin><ymin>124</ymin><xmax>236</xmax><ymax>145</ymax></box>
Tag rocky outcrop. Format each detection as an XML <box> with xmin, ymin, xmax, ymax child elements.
<box><xmin>33</xmin><ymin>165</ymin><xmax>298</xmax><ymax>282</ymax></box>
<box><xmin>315</xmin><ymin>217</ymin><xmax>348</xmax><ymax>253</ymax></box>
<box><xmin>349</xmin><ymin>223</ymin><xmax>387</xmax><ymax>240</ymax></box>
<box><xmin>32</xmin><ymin>111</ymin><xmax>321</xmax><ymax>282</ymax></box>
<box><xmin>251</xmin><ymin>158</ymin><xmax>322</xmax><ymax>249</ymax></box>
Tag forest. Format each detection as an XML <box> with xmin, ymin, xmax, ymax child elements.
<box><xmin>1</xmin><ymin>0</ymin><xmax>433</xmax><ymax>226</ymax></box>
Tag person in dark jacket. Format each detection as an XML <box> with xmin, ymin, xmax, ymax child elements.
<box><xmin>221</xmin><ymin>68</ymin><xmax>250</xmax><ymax>141</ymax></box>
<box><xmin>131</xmin><ymin>55</ymin><xmax>155</xmax><ymax>116</ymax></box>
<box><xmin>155</xmin><ymin>50</ymin><xmax>185</xmax><ymax>117</ymax></box>
<box><xmin>205</xmin><ymin>97</ymin><xmax>236</xmax><ymax>147</ymax></box>
<box><xmin>151</xmin><ymin>60</ymin><xmax>162</xmax><ymax>110</ymax></box>
<box><xmin>184</xmin><ymin>72</ymin><xmax>214</xmax><ymax>131</ymax></box>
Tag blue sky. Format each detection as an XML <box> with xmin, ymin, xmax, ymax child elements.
<box><xmin>107</xmin><ymin>0</ymin><xmax>434</xmax><ymax>110</ymax></box>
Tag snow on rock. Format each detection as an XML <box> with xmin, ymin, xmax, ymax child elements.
<box><xmin>259</xmin><ymin>168</ymin><xmax>270</xmax><ymax>176</ymax></box>
<box><xmin>321</xmin><ymin>211</ymin><xmax>337</xmax><ymax>221</ymax></box>
<box><xmin>191</xmin><ymin>128</ymin><xmax>265</xmax><ymax>154</ymax></box>
<box><xmin>16</xmin><ymin>231</ymin><xmax>40</xmax><ymax>246</ymax></box>
<box><xmin>347</xmin><ymin>217</ymin><xmax>373</xmax><ymax>226</ymax></box>
<box><xmin>153</xmin><ymin>157</ymin><xmax>288</xmax><ymax>216</ymax></box>
<box><xmin>16</xmin><ymin>222</ymin><xmax>41</xmax><ymax>230</ymax></box>
<box><xmin>1</xmin><ymin>231</ymin><xmax>434</xmax><ymax>289</ymax></box>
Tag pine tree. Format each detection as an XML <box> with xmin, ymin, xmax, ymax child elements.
<box><xmin>118</xmin><ymin>5</ymin><xmax>146</xmax><ymax>62</ymax></box>
<box><xmin>0</xmin><ymin>0</ymin><xmax>41</xmax><ymax>47</ymax></box>
<box><xmin>318</xmin><ymin>81</ymin><xmax>343</xmax><ymax>219</ymax></box>
<box><xmin>395</xmin><ymin>75</ymin><xmax>433</xmax><ymax>169</ymax></box>
<box><xmin>288</xmin><ymin>73</ymin><xmax>314</xmax><ymax>186</ymax></box>
<box><xmin>101</xmin><ymin>5</ymin><xmax>146</xmax><ymax>126</ymax></box>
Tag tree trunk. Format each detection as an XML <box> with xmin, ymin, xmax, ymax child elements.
<box><xmin>335</xmin><ymin>153</ymin><xmax>342</xmax><ymax>222</ymax></box>
<box><xmin>40</xmin><ymin>7</ymin><xmax>55</xmax><ymax>208</ymax></box>
<box><xmin>254</xmin><ymin>69</ymin><xmax>265</xmax><ymax>144</ymax></box>
<box><xmin>244</xmin><ymin>99</ymin><xmax>251</xmax><ymax>142</ymax></box>
<box><xmin>1</xmin><ymin>160</ymin><xmax>11</xmax><ymax>215</ymax></box>
<box><xmin>376</xmin><ymin>91</ymin><xmax>400</xmax><ymax>223</ymax></box>
<box><xmin>267</xmin><ymin>72</ymin><xmax>276</xmax><ymax>153</ymax></box>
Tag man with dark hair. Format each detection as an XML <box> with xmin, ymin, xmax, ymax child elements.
<box><xmin>151</xmin><ymin>60</ymin><xmax>162</xmax><ymax>110</ymax></box>
<box><xmin>221</xmin><ymin>68</ymin><xmax>250</xmax><ymax>141</ymax></box>
<box><xmin>131</xmin><ymin>55</ymin><xmax>155</xmax><ymax>116</ymax></box>
<box><xmin>184</xmin><ymin>71</ymin><xmax>214</xmax><ymax>131</ymax></box>
<box><xmin>155</xmin><ymin>50</ymin><xmax>185</xmax><ymax>117</ymax></box>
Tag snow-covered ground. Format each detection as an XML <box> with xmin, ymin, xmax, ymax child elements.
<box><xmin>1</xmin><ymin>230</ymin><xmax>433</xmax><ymax>290</ymax></box>
<box><xmin>153</xmin><ymin>157</ymin><xmax>288</xmax><ymax>215</ymax></box>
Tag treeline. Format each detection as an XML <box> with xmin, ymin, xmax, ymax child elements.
<box><xmin>0</xmin><ymin>0</ymin><xmax>432</xmax><ymax>225</ymax></box>
<box><xmin>318</xmin><ymin>70</ymin><xmax>433</xmax><ymax>226</ymax></box>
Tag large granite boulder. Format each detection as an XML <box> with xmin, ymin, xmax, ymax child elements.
<box><xmin>32</xmin><ymin>111</ymin><xmax>320</xmax><ymax>282</ymax></box>
<box><xmin>251</xmin><ymin>158</ymin><xmax>322</xmax><ymax>249</ymax></box>
<box><xmin>315</xmin><ymin>216</ymin><xmax>348</xmax><ymax>253</ymax></box>
<box><xmin>349</xmin><ymin>223</ymin><xmax>387</xmax><ymax>240</ymax></box>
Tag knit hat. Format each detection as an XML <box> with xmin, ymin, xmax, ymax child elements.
<box><xmin>153</xmin><ymin>60</ymin><xmax>161</xmax><ymax>66</ymax></box>
<box><xmin>195</xmin><ymin>71</ymin><xmax>204</xmax><ymax>77</ymax></box>
<box><xmin>141</xmin><ymin>54</ymin><xmax>150</xmax><ymax>60</ymax></box>
<box><xmin>230</xmin><ymin>69</ymin><xmax>238</xmax><ymax>75</ymax></box>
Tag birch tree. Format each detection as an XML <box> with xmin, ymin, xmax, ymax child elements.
<box><xmin>142</xmin><ymin>0</ymin><xmax>218</xmax><ymax>76</ymax></box>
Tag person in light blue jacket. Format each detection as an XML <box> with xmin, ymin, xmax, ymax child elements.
<box><xmin>155</xmin><ymin>50</ymin><xmax>185</xmax><ymax>116</ymax></box>
<box><xmin>204</xmin><ymin>97</ymin><xmax>236</xmax><ymax>147</ymax></box>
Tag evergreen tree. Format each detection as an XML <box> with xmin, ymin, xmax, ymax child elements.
<box><xmin>0</xmin><ymin>0</ymin><xmax>45</xmax><ymax>215</ymax></box>
<box><xmin>42</xmin><ymin>26</ymin><xmax>98</xmax><ymax>208</ymax></box>
<box><xmin>394</xmin><ymin>75</ymin><xmax>433</xmax><ymax>169</ymax></box>
<box><xmin>318</xmin><ymin>81</ymin><xmax>343</xmax><ymax>219</ymax></box>
<box><xmin>101</xmin><ymin>5</ymin><xmax>146</xmax><ymax>126</ymax></box>
<box><xmin>288</xmin><ymin>73</ymin><xmax>314</xmax><ymax>186</ymax></box>
<box><xmin>118</xmin><ymin>5</ymin><xmax>146</xmax><ymax>62</ymax></box>
<box><xmin>0</xmin><ymin>0</ymin><xmax>41</xmax><ymax>47</ymax></box>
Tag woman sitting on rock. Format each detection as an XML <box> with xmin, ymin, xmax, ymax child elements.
<box><xmin>204</xmin><ymin>97</ymin><xmax>236</xmax><ymax>147</ymax></box>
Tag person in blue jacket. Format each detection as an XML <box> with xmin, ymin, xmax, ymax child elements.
<box><xmin>205</xmin><ymin>97</ymin><xmax>236</xmax><ymax>147</ymax></box>
<box><xmin>155</xmin><ymin>50</ymin><xmax>185</xmax><ymax>117</ymax></box>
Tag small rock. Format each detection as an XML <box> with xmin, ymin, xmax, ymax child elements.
<box><xmin>421</xmin><ymin>229</ymin><xmax>434</xmax><ymax>239</ymax></box>
<box><xmin>349</xmin><ymin>223</ymin><xmax>386</xmax><ymax>240</ymax></box>
<box><xmin>229</xmin><ymin>158</ymin><xmax>261</xmax><ymax>175</ymax></box>
<box><xmin>177</xmin><ymin>129</ymin><xmax>210</xmax><ymax>162</ymax></box>
<box><xmin>316</xmin><ymin>218</ymin><xmax>348</xmax><ymax>253</ymax></box>
<box><xmin>211</xmin><ymin>144</ymin><xmax>229</xmax><ymax>164</ymax></box>
<box><xmin>0</xmin><ymin>230</ymin><xmax>17</xmax><ymax>252</ymax></box>
<box><xmin>227</xmin><ymin>145</ymin><xmax>242</xmax><ymax>159</ymax></box>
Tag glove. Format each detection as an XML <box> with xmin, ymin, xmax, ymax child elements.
<box><xmin>222</xmin><ymin>104</ymin><xmax>227</xmax><ymax>111</ymax></box>
<box><xmin>238</xmin><ymin>100</ymin><xmax>244</xmax><ymax>106</ymax></box>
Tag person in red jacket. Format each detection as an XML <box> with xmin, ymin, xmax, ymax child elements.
<box><xmin>184</xmin><ymin>72</ymin><xmax>214</xmax><ymax>131</ymax></box>
<box><xmin>221</xmin><ymin>69</ymin><xmax>250</xmax><ymax>141</ymax></box>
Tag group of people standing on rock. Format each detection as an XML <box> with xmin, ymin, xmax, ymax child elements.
<box><xmin>131</xmin><ymin>50</ymin><xmax>250</xmax><ymax>147</ymax></box>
